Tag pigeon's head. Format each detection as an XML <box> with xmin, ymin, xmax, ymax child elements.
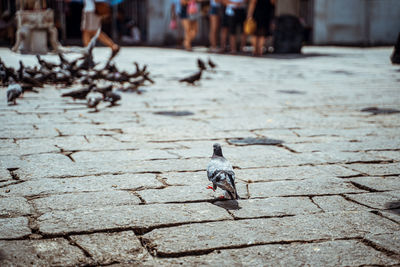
<box><xmin>213</xmin><ymin>143</ymin><xmax>223</xmax><ymax>157</ymax></box>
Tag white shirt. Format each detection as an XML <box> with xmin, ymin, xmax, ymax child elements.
<box><xmin>83</xmin><ymin>0</ymin><xmax>95</xmax><ymax>12</ymax></box>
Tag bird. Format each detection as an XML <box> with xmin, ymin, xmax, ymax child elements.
<box><xmin>206</xmin><ymin>143</ymin><xmax>239</xmax><ymax>200</ymax></box>
<box><xmin>208</xmin><ymin>58</ymin><xmax>217</xmax><ymax>69</ymax></box>
<box><xmin>61</xmin><ymin>84</ymin><xmax>95</xmax><ymax>100</ymax></box>
<box><xmin>7</xmin><ymin>81</ymin><xmax>23</xmax><ymax>105</ymax></box>
<box><xmin>104</xmin><ymin>91</ymin><xmax>121</xmax><ymax>106</ymax></box>
<box><xmin>179</xmin><ymin>69</ymin><xmax>203</xmax><ymax>85</ymax></box>
<box><xmin>197</xmin><ymin>58</ymin><xmax>207</xmax><ymax>71</ymax></box>
<box><xmin>93</xmin><ymin>84</ymin><xmax>113</xmax><ymax>97</ymax></box>
<box><xmin>87</xmin><ymin>96</ymin><xmax>102</xmax><ymax>111</ymax></box>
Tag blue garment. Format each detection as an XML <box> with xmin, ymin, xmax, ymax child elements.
<box><xmin>172</xmin><ymin>0</ymin><xmax>181</xmax><ymax>14</ymax></box>
<box><xmin>210</xmin><ymin>0</ymin><xmax>220</xmax><ymax>7</ymax></box>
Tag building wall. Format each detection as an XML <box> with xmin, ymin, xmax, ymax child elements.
<box><xmin>313</xmin><ymin>0</ymin><xmax>400</xmax><ymax>45</ymax></box>
<box><xmin>147</xmin><ymin>0</ymin><xmax>173</xmax><ymax>45</ymax></box>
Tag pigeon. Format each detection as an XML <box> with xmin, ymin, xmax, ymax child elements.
<box><xmin>206</xmin><ymin>143</ymin><xmax>239</xmax><ymax>200</ymax></box>
<box><xmin>104</xmin><ymin>91</ymin><xmax>121</xmax><ymax>106</ymax></box>
<box><xmin>93</xmin><ymin>84</ymin><xmax>113</xmax><ymax>97</ymax></box>
<box><xmin>7</xmin><ymin>82</ymin><xmax>23</xmax><ymax>105</ymax></box>
<box><xmin>61</xmin><ymin>84</ymin><xmax>95</xmax><ymax>100</ymax></box>
<box><xmin>179</xmin><ymin>69</ymin><xmax>203</xmax><ymax>85</ymax></box>
<box><xmin>197</xmin><ymin>58</ymin><xmax>207</xmax><ymax>71</ymax></box>
<box><xmin>87</xmin><ymin>96</ymin><xmax>102</xmax><ymax>111</ymax></box>
<box><xmin>208</xmin><ymin>58</ymin><xmax>217</xmax><ymax>69</ymax></box>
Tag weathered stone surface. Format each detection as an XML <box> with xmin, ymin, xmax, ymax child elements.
<box><xmin>157</xmin><ymin>240</ymin><xmax>399</xmax><ymax>266</ymax></box>
<box><xmin>350</xmin><ymin>176</ymin><xmax>400</xmax><ymax>191</ymax></box>
<box><xmin>0</xmin><ymin>238</ymin><xmax>89</xmax><ymax>266</ymax></box>
<box><xmin>214</xmin><ymin>197</ymin><xmax>321</xmax><ymax>219</ymax></box>
<box><xmin>32</xmin><ymin>191</ymin><xmax>141</xmax><ymax>213</ymax></box>
<box><xmin>37</xmin><ymin>202</ymin><xmax>231</xmax><ymax>235</ymax></box>
<box><xmin>0</xmin><ymin>217</ymin><xmax>31</xmax><ymax>239</ymax></box>
<box><xmin>138</xmin><ymin>183</ymin><xmax>248</xmax><ymax>203</ymax></box>
<box><xmin>248</xmin><ymin>178</ymin><xmax>364</xmax><ymax>198</ymax></box>
<box><xmin>0</xmin><ymin>167</ymin><xmax>11</xmax><ymax>180</ymax></box>
<box><xmin>379</xmin><ymin>210</ymin><xmax>400</xmax><ymax>223</ymax></box>
<box><xmin>312</xmin><ymin>195</ymin><xmax>369</xmax><ymax>212</ymax></box>
<box><xmin>347</xmin><ymin>163</ymin><xmax>400</xmax><ymax>176</ymax></box>
<box><xmin>15</xmin><ymin>158</ymin><xmax>208</xmax><ymax>180</ymax></box>
<box><xmin>1</xmin><ymin>46</ymin><xmax>400</xmax><ymax>265</ymax></box>
<box><xmin>0</xmin><ymin>197</ymin><xmax>32</xmax><ymax>216</ymax></box>
<box><xmin>72</xmin><ymin>149</ymin><xmax>177</xmax><ymax>162</ymax></box>
<box><xmin>143</xmin><ymin>211</ymin><xmax>398</xmax><ymax>255</ymax></box>
<box><xmin>70</xmin><ymin>231</ymin><xmax>152</xmax><ymax>265</ymax></box>
<box><xmin>0</xmin><ymin>173</ymin><xmax>162</xmax><ymax>197</ymax></box>
<box><xmin>235</xmin><ymin>165</ymin><xmax>358</xmax><ymax>183</ymax></box>
<box><xmin>345</xmin><ymin>191</ymin><xmax>400</xmax><ymax>210</ymax></box>
<box><xmin>158</xmin><ymin>171</ymin><xmax>206</xmax><ymax>186</ymax></box>
<box><xmin>365</xmin><ymin>231</ymin><xmax>400</xmax><ymax>254</ymax></box>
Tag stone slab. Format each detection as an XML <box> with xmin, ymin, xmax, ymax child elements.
<box><xmin>0</xmin><ymin>238</ymin><xmax>89</xmax><ymax>266</ymax></box>
<box><xmin>248</xmin><ymin>177</ymin><xmax>364</xmax><ymax>198</ymax></box>
<box><xmin>0</xmin><ymin>197</ymin><xmax>32</xmax><ymax>217</ymax></box>
<box><xmin>350</xmin><ymin>176</ymin><xmax>400</xmax><ymax>191</ymax></box>
<box><xmin>70</xmin><ymin>231</ymin><xmax>152</xmax><ymax>265</ymax></box>
<box><xmin>157</xmin><ymin>240</ymin><xmax>399</xmax><ymax>266</ymax></box>
<box><xmin>143</xmin><ymin>211</ymin><xmax>398</xmax><ymax>255</ymax></box>
<box><xmin>0</xmin><ymin>173</ymin><xmax>162</xmax><ymax>197</ymax></box>
<box><xmin>37</xmin><ymin>202</ymin><xmax>232</xmax><ymax>235</ymax></box>
<box><xmin>138</xmin><ymin>183</ymin><xmax>248</xmax><ymax>204</ymax></box>
<box><xmin>379</xmin><ymin>210</ymin><xmax>400</xmax><ymax>224</ymax></box>
<box><xmin>0</xmin><ymin>217</ymin><xmax>31</xmax><ymax>239</ymax></box>
<box><xmin>345</xmin><ymin>191</ymin><xmax>400</xmax><ymax>210</ymax></box>
<box><xmin>214</xmin><ymin>197</ymin><xmax>321</xmax><ymax>219</ymax></box>
<box><xmin>365</xmin><ymin>231</ymin><xmax>400</xmax><ymax>255</ymax></box>
<box><xmin>312</xmin><ymin>195</ymin><xmax>369</xmax><ymax>212</ymax></box>
<box><xmin>347</xmin><ymin>163</ymin><xmax>400</xmax><ymax>176</ymax></box>
<box><xmin>235</xmin><ymin>165</ymin><xmax>359</xmax><ymax>183</ymax></box>
<box><xmin>15</xmin><ymin>158</ymin><xmax>208</xmax><ymax>180</ymax></box>
<box><xmin>72</xmin><ymin>149</ymin><xmax>177</xmax><ymax>162</ymax></box>
<box><xmin>32</xmin><ymin>191</ymin><xmax>141</xmax><ymax>213</ymax></box>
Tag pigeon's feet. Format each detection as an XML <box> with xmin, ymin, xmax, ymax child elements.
<box><xmin>206</xmin><ymin>185</ymin><xmax>216</xmax><ymax>192</ymax></box>
<box><xmin>218</xmin><ymin>195</ymin><xmax>225</xmax><ymax>199</ymax></box>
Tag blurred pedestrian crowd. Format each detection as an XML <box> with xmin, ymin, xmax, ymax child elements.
<box><xmin>170</xmin><ymin>0</ymin><xmax>275</xmax><ymax>56</ymax></box>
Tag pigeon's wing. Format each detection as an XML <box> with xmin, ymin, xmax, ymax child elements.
<box><xmin>207</xmin><ymin>156</ymin><xmax>232</xmax><ymax>180</ymax></box>
<box><xmin>7</xmin><ymin>89</ymin><xmax>12</xmax><ymax>102</ymax></box>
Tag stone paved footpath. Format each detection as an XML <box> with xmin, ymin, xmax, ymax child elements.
<box><xmin>0</xmin><ymin>46</ymin><xmax>399</xmax><ymax>266</ymax></box>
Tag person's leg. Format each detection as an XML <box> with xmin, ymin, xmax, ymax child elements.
<box><xmin>181</xmin><ymin>18</ymin><xmax>191</xmax><ymax>50</ymax></box>
<box><xmin>189</xmin><ymin>20</ymin><xmax>198</xmax><ymax>42</ymax></box>
<box><xmin>98</xmin><ymin>31</ymin><xmax>119</xmax><ymax>51</ymax></box>
<box><xmin>228</xmin><ymin>15</ymin><xmax>236</xmax><ymax>53</ymax></box>
<box><xmin>256</xmin><ymin>35</ymin><xmax>265</xmax><ymax>56</ymax></box>
<box><xmin>220</xmin><ymin>27</ymin><xmax>228</xmax><ymax>52</ymax></box>
<box><xmin>209</xmin><ymin>14</ymin><xmax>219</xmax><ymax>51</ymax></box>
<box><xmin>82</xmin><ymin>30</ymin><xmax>95</xmax><ymax>47</ymax></box>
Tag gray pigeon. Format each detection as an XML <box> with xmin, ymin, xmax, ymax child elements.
<box><xmin>7</xmin><ymin>81</ymin><xmax>22</xmax><ymax>105</ymax></box>
<box><xmin>207</xmin><ymin>143</ymin><xmax>239</xmax><ymax>199</ymax></box>
<box><xmin>87</xmin><ymin>96</ymin><xmax>102</xmax><ymax>111</ymax></box>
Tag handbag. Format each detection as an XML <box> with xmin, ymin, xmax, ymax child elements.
<box><xmin>187</xmin><ymin>0</ymin><xmax>198</xmax><ymax>15</ymax></box>
<box><xmin>244</xmin><ymin>17</ymin><xmax>256</xmax><ymax>35</ymax></box>
<box><xmin>95</xmin><ymin>2</ymin><xmax>111</xmax><ymax>18</ymax></box>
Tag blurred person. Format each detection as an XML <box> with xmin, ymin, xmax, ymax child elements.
<box><xmin>247</xmin><ymin>0</ymin><xmax>274</xmax><ymax>56</ymax></box>
<box><xmin>208</xmin><ymin>0</ymin><xmax>221</xmax><ymax>52</ymax></box>
<box><xmin>224</xmin><ymin>0</ymin><xmax>247</xmax><ymax>54</ymax></box>
<box><xmin>219</xmin><ymin>3</ymin><xmax>229</xmax><ymax>53</ymax></box>
<box><xmin>81</xmin><ymin>0</ymin><xmax>120</xmax><ymax>57</ymax></box>
<box><xmin>180</xmin><ymin>0</ymin><xmax>200</xmax><ymax>51</ymax></box>
<box><xmin>0</xmin><ymin>11</ymin><xmax>15</xmax><ymax>45</ymax></box>
<box><xmin>121</xmin><ymin>20</ymin><xmax>141</xmax><ymax>44</ymax></box>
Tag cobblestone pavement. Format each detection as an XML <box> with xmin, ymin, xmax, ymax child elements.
<box><xmin>0</xmin><ymin>46</ymin><xmax>399</xmax><ymax>266</ymax></box>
